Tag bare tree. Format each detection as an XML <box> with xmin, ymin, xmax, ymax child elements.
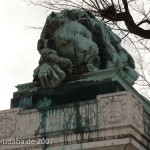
<box><xmin>26</xmin><ymin>0</ymin><xmax>150</xmax><ymax>37</ymax></box>
<box><xmin>25</xmin><ymin>0</ymin><xmax>150</xmax><ymax>98</ymax></box>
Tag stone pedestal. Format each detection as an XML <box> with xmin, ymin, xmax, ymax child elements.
<box><xmin>0</xmin><ymin>91</ymin><xmax>149</xmax><ymax>150</ymax></box>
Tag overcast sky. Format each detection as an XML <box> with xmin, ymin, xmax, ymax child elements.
<box><xmin>0</xmin><ymin>0</ymin><xmax>49</xmax><ymax>110</ymax></box>
<box><xmin>0</xmin><ymin>0</ymin><xmax>149</xmax><ymax>110</ymax></box>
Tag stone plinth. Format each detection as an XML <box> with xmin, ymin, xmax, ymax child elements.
<box><xmin>0</xmin><ymin>91</ymin><xmax>149</xmax><ymax>150</ymax></box>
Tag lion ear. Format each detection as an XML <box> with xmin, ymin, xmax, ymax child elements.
<box><xmin>47</xmin><ymin>38</ymin><xmax>54</xmax><ymax>48</ymax></box>
<box><xmin>78</xmin><ymin>18</ymin><xmax>90</xmax><ymax>28</ymax></box>
<box><xmin>51</xmin><ymin>12</ymin><xmax>56</xmax><ymax>18</ymax></box>
<box><xmin>37</xmin><ymin>39</ymin><xmax>44</xmax><ymax>51</ymax></box>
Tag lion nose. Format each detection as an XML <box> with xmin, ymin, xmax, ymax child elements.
<box><xmin>89</xmin><ymin>45</ymin><xmax>98</xmax><ymax>55</ymax></box>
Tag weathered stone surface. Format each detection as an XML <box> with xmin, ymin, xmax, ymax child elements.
<box><xmin>0</xmin><ymin>109</ymin><xmax>18</xmax><ymax>139</ymax></box>
<box><xmin>4</xmin><ymin>8</ymin><xmax>148</xmax><ymax>150</ymax></box>
<box><xmin>97</xmin><ymin>92</ymin><xmax>144</xmax><ymax>133</ymax></box>
<box><xmin>1</xmin><ymin>92</ymin><xmax>149</xmax><ymax>149</ymax></box>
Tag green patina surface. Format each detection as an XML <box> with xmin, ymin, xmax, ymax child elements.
<box><xmin>8</xmin><ymin>10</ymin><xmax>150</xmax><ymax>150</ymax></box>
<box><xmin>33</xmin><ymin>9</ymin><xmax>138</xmax><ymax>88</ymax></box>
<box><xmin>11</xmin><ymin>9</ymin><xmax>150</xmax><ymax>113</ymax></box>
<box><xmin>12</xmin><ymin>69</ymin><xmax>150</xmax><ymax>114</ymax></box>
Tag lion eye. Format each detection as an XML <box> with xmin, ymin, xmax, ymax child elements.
<box><xmin>80</xmin><ymin>49</ymin><xmax>87</xmax><ymax>53</ymax></box>
<box><xmin>60</xmin><ymin>39</ymin><xmax>70</xmax><ymax>47</ymax></box>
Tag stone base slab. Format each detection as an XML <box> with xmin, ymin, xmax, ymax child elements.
<box><xmin>0</xmin><ymin>91</ymin><xmax>149</xmax><ymax>149</ymax></box>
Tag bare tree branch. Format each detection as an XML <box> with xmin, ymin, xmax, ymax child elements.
<box><xmin>137</xmin><ymin>19</ymin><xmax>150</xmax><ymax>26</ymax></box>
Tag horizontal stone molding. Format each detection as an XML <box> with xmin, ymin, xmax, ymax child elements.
<box><xmin>0</xmin><ymin>92</ymin><xmax>149</xmax><ymax>150</ymax></box>
<box><xmin>97</xmin><ymin>92</ymin><xmax>143</xmax><ymax>133</ymax></box>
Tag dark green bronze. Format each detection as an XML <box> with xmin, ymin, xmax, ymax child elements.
<box><xmin>33</xmin><ymin>9</ymin><xmax>138</xmax><ymax>88</ymax></box>
<box><xmin>11</xmin><ymin>9</ymin><xmax>143</xmax><ymax>109</ymax></box>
